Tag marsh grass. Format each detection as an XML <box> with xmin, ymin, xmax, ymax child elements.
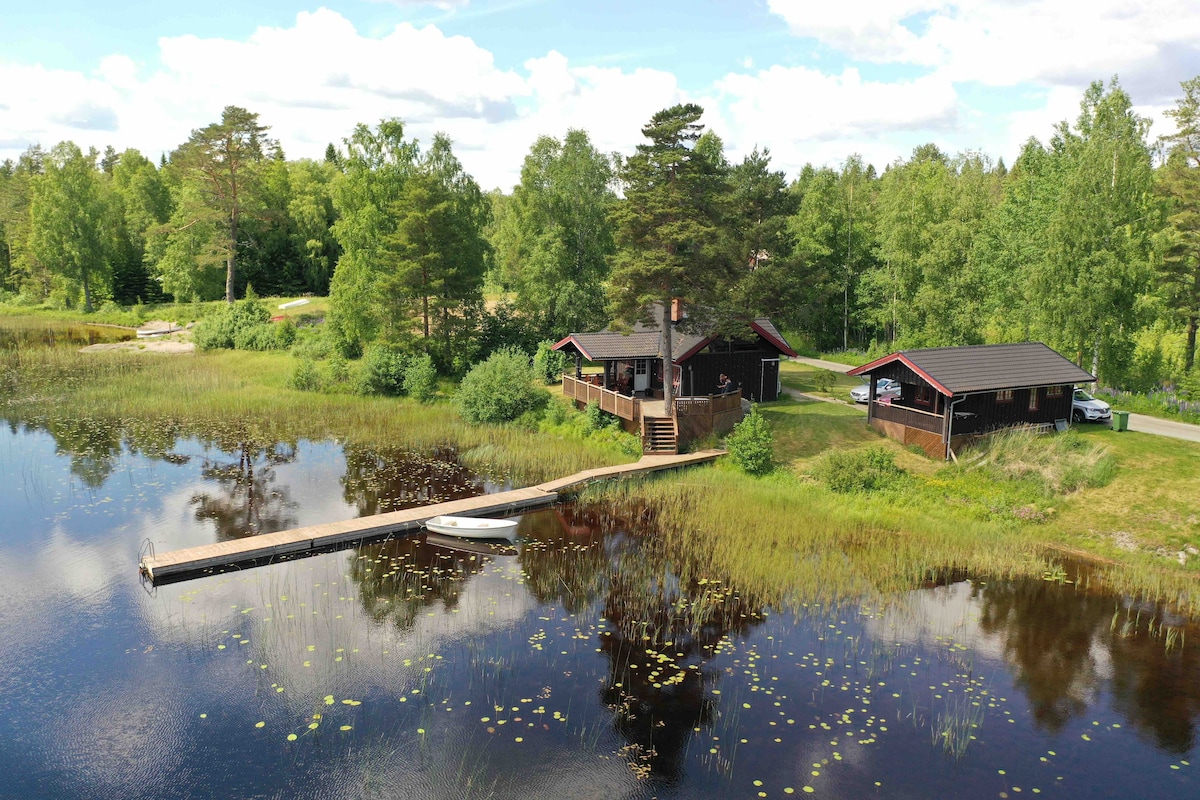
<box><xmin>1</xmin><ymin>344</ymin><xmax>629</xmax><ymax>485</ymax></box>
<box><xmin>584</xmin><ymin>447</ymin><xmax>1200</xmax><ymax>619</ymax></box>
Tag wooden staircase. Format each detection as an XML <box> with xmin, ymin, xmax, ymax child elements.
<box><xmin>641</xmin><ymin>416</ymin><xmax>678</xmax><ymax>454</ymax></box>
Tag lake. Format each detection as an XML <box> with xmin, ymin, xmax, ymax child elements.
<box><xmin>0</xmin><ymin>341</ymin><xmax>1196</xmax><ymax>798</ymax></box>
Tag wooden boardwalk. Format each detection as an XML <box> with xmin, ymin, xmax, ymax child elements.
<box><xmin>139</xmin><ymin>450</ymin><xmax>723</xmax><ymax>582</ymax></box>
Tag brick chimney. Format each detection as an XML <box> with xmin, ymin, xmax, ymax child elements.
<box><xmin>670</xmin><ymin>298</ymin><xmax>685</xmax><ymax>322</ymax></box>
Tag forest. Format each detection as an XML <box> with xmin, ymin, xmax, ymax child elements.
<box><xmin>1</xmin><ymin>75</ymin><xmax>1198</xmax><ymax>394</ymax></box>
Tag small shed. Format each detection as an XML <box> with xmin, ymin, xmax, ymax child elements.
<box><xmin>848</xmin><ymin>342</ymin><xmax>1096</xmax><ymax>460</ymax></box>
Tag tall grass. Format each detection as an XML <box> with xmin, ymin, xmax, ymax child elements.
<box><xmin>0</xmin><ymin>345</ymin><xmax>630</xmax><ymax>485</ymax></box>
<box><xmin>582</xmin><ymin>463</ymin><xmax>1200</xmax><ymax>619</ymax></box>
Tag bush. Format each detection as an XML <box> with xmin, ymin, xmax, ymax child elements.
<box><xmin>814</xmin><ymin>446</ymin><xmax>905</xmax><ymax>493</ymax></box>
<box><xmin>233</xmin><ymin>323</ymin><xmax>279</xmax><ymax>351</ymax></box>
<box><xmin>192</xmin><ymin>297</ymin><xmax>271</xmax><ymax>350</ymax></box>
<box><xmin>456</xmin><ymin>347</ymin><xmax>548</xmax><ymax>425</ymax></box>
<box><xmin>533</xmin><ymin>340</ymin><xmax>568</xmax><ymax>384</ymax></box>
<box><xmin>725</xmin><ymin>404</ymin><xmax>774</xmax><ymax>475</ymax></box>
<box><xmin>812</xmin><ymin>369</ymin><xmax>837</xmax><ymax>394</ymax></box>
<box><xmin>404</xmin><ymin>353</ymin><xmax>438</xmax><ymax>403</ymax></box>
<box><xmin>356</xmin><ymin>346</ymin><xmax>409</xmax><ymax>396</ymax></box>
<box><xmin>289</xmin><ymin>358</ymin><xmax>321</xmax><ymax>392</ymax></box>
<box><xmin>290</xmin><ymin>326</ymin><xmax>333</xmax><ymax>360</ymax></box>
<box><xmin>585</xmin><ymin>400</ymin><xmax>620</xmax><ymax>432</ymax></box>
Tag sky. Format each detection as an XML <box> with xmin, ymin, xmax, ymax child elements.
<box><xmin>1</xmin><ymin>0</ymin><xmax>1198</xmax><ymax>191</ymax></box>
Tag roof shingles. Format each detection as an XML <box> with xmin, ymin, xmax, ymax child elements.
<box><xmin>851</xmin><ymin>342</ymin><xmax>1095</xmax><ymax>395</ymax></box>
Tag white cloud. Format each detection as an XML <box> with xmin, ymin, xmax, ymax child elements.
<box><xmin>0</xmin><ymin>4</ymin><xmax>1188</xmax><ymax>188</ymax></box>
<box><xmin>767</xmin><ymin>0</ymin><xmax>1200</xmax><ymax>99</ymax></box>
<box><xmin>709</xmin><ymin>65</ymin><xmax>959</xmax><ymax>174</ymax></box>
<box><xmin>0</xmin><ymin>9</ymin><xmax>686</xmax><ymax>189</ymax></box>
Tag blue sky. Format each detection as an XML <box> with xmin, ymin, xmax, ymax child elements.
<box><xmin>2</xmin><ymin>0</ymin><xmax>1197</xmax><ymax>189</ymax></box>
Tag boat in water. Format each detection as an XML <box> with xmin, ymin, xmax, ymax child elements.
<box><xmin>423</xmin><ymin>515</ymin><xmax>518</xmax><ymax>540</ymax></box>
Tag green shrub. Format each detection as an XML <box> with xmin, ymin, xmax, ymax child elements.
<box><xmin>274</xmin><ymin>317</ymin><xmax>297</xmax><ymax>349</ymax></box>
<box><xmin>533</xmin><ymin>340</ymin><xmax>568</xmax><ymax>384</ymax></box>
<box><xmin>404</xmin><ymin>353</ymin><xmax>438</xmax><ymax>403</ymax></box>
<box><xmin>326</xmin><ymin>353</ymin><xmax>351</xmax><ymax>387</ymax></box>
<box><xmin>812</xmin><ymin>369</ymin><xmax>837</xmax><ymax>394</ymax></box>
<box><xmin>192</xmin><ymin>297</ymin><xmax>271</xmax><ymax>350</ymax></box>
<box><xmin>357</xmin><ymin>346</ymin><xmax>409</xmax><ymax>396</ymax></box>
<box><xmin>456</xmin><ymin>347</ymin><xmax>548</xmax><ymax>425</ymax></box>
<box><xmin>585</xmin><ymin>400</ymin><xmax>620</xmax><ymax>431</ymax></box>
<box><xmin>289</xmin><ymin>358</ymin><xmax>321</xmax><ymax>392</ymax></box>
<box><xmin>290</xmin><ymin>326</ymin><xmax>333</xmax><ymax>360</ymax></box>
<box><xmin>814</xmin><ymin>446</ymin><xmax>905</xmax><ymax>493</ymax></box>
<box><xmin>725</xmin><ymin>404</ymin><xmax>774</xmax><ymax>475</ymax></box>
<box><xmin>233</xmin><ymin>323</ymin><xmax>280</xmax><ymax>351</ymax></box>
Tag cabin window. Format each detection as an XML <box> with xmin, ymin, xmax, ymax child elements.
<box><xmin>1047</xmin><ymin>385</ymin><xmax>1063</xmax><ymax>398</ymax></box>
<box><xmin>996</xmin><ymin>389</ymin><xmax>1014</xmax><ymax>403</ymax></box>
<box><xmin>1028</xmin><ymin>388</ymin><xmax>1040</xmax><ymax>411</ymax></box>
<box><xmin>915</xmin><ymin>385</ymin><xmax>933</xmax><ymax>407</ymax></box>
<box><xmin>635</xmin><ymin>360</ymin><xmax>647</xmax><ymax>376</ymax></box>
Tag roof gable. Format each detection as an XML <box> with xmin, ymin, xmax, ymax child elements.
<box><xmin>848</xmin><ymin>342</ymin><xmax>1095</xmax><ymax>396</ymax></box>
<box><xmin>553</xmin><ymin>312</ymin><xmax>795</xmax><ymax>362</ymax></box>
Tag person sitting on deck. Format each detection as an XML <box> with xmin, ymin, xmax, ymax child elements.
<box><xmin>717</xmin><ymin>374</ymin><xmax>733</xmax><ymax>394</ymax></box>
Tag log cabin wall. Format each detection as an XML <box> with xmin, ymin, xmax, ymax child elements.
<box><xmin>952</xmin><ymin>387</ymin><xmax>1074</xmax><ymax>435</ymax></box>
<box><xmin>682</xmin><ymin>345</ymin><xmax>782</xmax><ymax>401</ymax></box>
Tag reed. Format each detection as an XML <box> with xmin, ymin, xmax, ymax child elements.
<box><xmin>1</xmin><ymin>343</ymin><xmax>630</xmax><ymax>485</ymax></box>
<box><xmin>582</xmin><ymin>461</ymin><xmax>1200</xmax><ymax>619</ymax></box>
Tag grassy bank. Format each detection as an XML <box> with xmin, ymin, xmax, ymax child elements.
<box><xmin>588</xmin><ymin>394</ymin><xmax>1200</xmax><ymax>618</ymax></box>
<box><xmin>1</xmin><ymin>338</ymin><xmax>629</xmax><ymax>485</ymax></box>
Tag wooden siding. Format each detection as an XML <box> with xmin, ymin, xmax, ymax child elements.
<box><xmin>950</xmin><ymin>388</ymin><xmax>1073</xmax><ymax>435</ymax></box>
<box><xmin>872</xmin><ymin>401</ymin><xmax>944</xmax><ymax>435</ymax></box>
<box><xmin>870</xmin><ymin>418</ymin><xmax>946</xmax><ymax>459</ymax></box>
<box><xmin>680</xmin><ymin>349</ymin><xmax>782</xmax><ymax>402</ymax></box>
<box><xmin>675</xmin><ymin>391</ymin><xmax>743</xmax><ymax>446</ymax></box>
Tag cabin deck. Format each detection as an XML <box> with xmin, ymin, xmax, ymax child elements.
<box><xmin>139</xmin><ymin>450</ymin><xmax>725</xmax><ymax>582</ymax></box>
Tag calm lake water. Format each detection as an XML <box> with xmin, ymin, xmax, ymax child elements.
<box><xmin>0</xmin><ymin>346</ymin><xmax>1197</xmax><ymax>798</ymax></box>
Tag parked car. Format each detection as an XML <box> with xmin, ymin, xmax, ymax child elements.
<box><xmin>850</xmin><ymin>378</ymin><xmax>901</xmax><ymax>404</ymax></box>
<box><xmin>1072</xmin><ymin>388</ymin><xmax>1112</xmax><ymax>424</ymax></box>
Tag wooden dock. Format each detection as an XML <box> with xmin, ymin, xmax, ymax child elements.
<box><xmin>139</xmin><ymin>450</ymin><xmax>723</xmax><ymax>582</ymax></box>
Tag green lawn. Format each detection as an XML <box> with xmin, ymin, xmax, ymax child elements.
<box><xmin>779</xmin><ymin>359</ymin><xmax>864</xmax><ymax>402</ymax></box>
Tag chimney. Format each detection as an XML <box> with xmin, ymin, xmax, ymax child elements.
<box><xmin>671</xmin><ymin>298</ymin><xmax>685</xmax><ymax>322</ymax></box>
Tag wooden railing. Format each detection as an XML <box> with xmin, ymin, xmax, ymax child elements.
<box><xmin>674</xmin><ymin>390</ymin><xmax>742</xmax><ymax>417</ymax></box>
<box><xmin>562</xmin><ymin>374</ymin><xmax>641</xmax><ymax>421</ymax></box>
<box><xmin>872</xmin><ymin>401</ymin><xmax>944</xmax><ymax>434</ymax></box>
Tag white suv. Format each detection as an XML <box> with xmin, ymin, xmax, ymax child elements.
<box><xmin>850</xmin><ymin>378</ymin><xmax>901</xmax><ymax>404</ymax></box>
<box><xmin>1072</xmin><ymin>388</ymin><xmax>1112</xmax><ymax>424</ymax></box>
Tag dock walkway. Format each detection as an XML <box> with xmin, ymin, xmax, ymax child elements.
<box><xmin>139</xmin><ymin>450</ymin><xmax>723</xmax><ymax>582</ymax></box>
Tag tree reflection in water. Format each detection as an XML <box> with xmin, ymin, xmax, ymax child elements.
<box><xmin>340</xmin><ymin>444</ymin><xmax>482</xmax><ymax>516</ymax></box>
<box><xmin>350</xmin><ymin>534</ymin><xmax>499</xmax><ymax>630</ymax></box>
<box><xmin>190</xmin><ymin>438</ymin><xmax>298</xmax><ymax>539</ymax></box>
<box><xmin>976</xmin><ymin>565</ymin><xmax>1200</xmax><ymax>752</ymax></box>
<box><xmin>518</xmin><ymin>503</ymin><xmax>768</xmax><ymax>781</ymax></box>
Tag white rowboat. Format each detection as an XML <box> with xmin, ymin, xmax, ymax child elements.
<box><xmin>423</xmin><ymin>515</ymin><xmax>518</xmax><ymax>540</ymax></box>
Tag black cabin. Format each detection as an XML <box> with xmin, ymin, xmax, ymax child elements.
<box><xmin>848</xmin><ymin>342</ymin><xmax>1096</xmax><ymax>459</ymax></box>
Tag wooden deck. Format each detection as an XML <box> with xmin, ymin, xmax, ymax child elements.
<box><xmin>139</xmin><ymin>450</ymin><xmax>724</xmax><ymax>582</ymax></box>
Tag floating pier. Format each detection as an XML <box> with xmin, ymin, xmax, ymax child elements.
<box><xmin>139</xmin><ymin>450</ymin><xmax>723</xmax><ymax>583</ymax></box>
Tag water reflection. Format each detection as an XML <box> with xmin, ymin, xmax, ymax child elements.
<box><xmin>975</xmin><ymin>570</ymin><xmax>1200</xmax><ymax>753</ymax></box>
<box><xmin>340</xmin><ymin>444</ymin><xmax>482</xmax><ymax>515</ymax></box>
<box><xmin>349</xmin><ymin>534</ymin><xmax>501</xmax><ymax>629</ymax></box>
<box><xmin>190</xmin><ymin>441</ymin><xmax>299</xmax><ymax>538</ymax></box>
<box><xmin>0</xmin><ymin>321</ymin><xmax>132</xmax><ymax>350</ymax></box>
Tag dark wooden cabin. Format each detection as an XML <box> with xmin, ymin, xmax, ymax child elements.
<box><xmin>551</xmin><ymin>307</ymin><xmax>795</xmax><ymax>455</ymax></box>
<box><xmin>848</xmin><ymin>342</ymin><xmax>1096</xmax><ymax>460</ymax></box>
<box><xmin>553</xmin><ymin>309</ymin><xmax>796</xmax><ymax>403</ymax></box>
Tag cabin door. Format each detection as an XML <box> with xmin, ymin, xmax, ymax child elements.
<box><xmin>633</xmin><ymin>359</ymin><xmax>650</xmax><ymax>393</ymax></box>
